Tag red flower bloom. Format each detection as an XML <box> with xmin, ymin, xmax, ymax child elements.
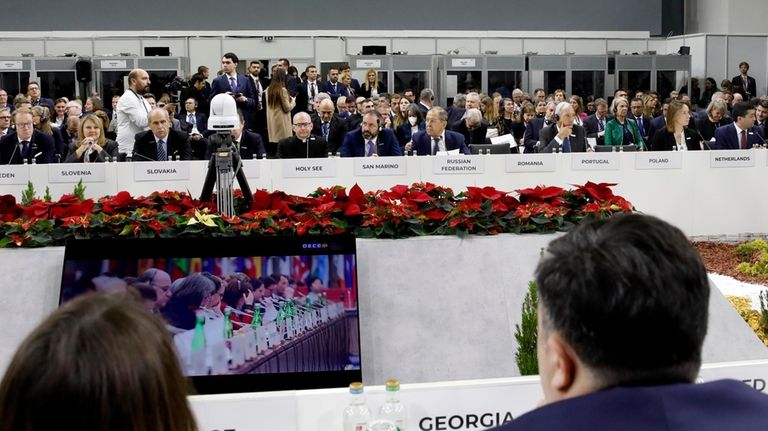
<box><xmin>0</xmin><ymin>195</ymin><xmax>23</xmax><ymax>222</ymax></box>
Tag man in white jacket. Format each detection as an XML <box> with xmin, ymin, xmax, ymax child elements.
<box><xmin>115</xmin><ymin>68</ymin><xmax>152</xmax><ymax>160</ymax></box>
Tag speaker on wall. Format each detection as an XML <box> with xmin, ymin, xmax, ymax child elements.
<box><xmin>75</xmin><ymin>58</ymin><xmax>92</xmax><ymax>83</ymax></box>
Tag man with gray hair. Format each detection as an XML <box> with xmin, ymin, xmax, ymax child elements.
<box><xmin>453</xmin><ymin>107</ymin><xmax>488</xmax><ymax>148</ymax></box>
<box><xmin>409</xmin><ymin>106</ymin><xmax>469</xmax><ymax>155</ymax></box>
<box><xmin>537</xmin><ymin>102</ymin><xmax>589</xmax><ymax>153</ymax></box>
<box><xmin>132</xmin><ymin>108</ymin><xmax>192</xmax><ymax>161</ymax></box>
<box><xmin>417</xmin><ymin>88</ymin><xmax>435</xmax><ymax>115</ymax></box>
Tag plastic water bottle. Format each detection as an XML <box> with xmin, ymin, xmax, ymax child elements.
<box><xmin>343</xmin><ymin>382</ymin><xmax>371</xmax><ymax>431</ymax></box>
<box><xmin>190</xmin><ymin>312</ymin><xmax>207</xmax><ymax>375</ymax></box>
<box><xmin>379</xmin><ymin>379</ymin><xmax>407</xmax><ymax>430</ymax></box>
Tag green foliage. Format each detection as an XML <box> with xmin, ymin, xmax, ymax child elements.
<box><xmin>760</xmin><ymin>291</ymin><xmax>768</xmax><ymax>335</ymax></box>
<box><xmin>21</xmin><ymin>182</ymin><xmax>36</xmax><ymax>205</ymax></box>
<box><xmin>736</xmin><ymin>239</ymin><xmax>768</xmax><ymax>278</ymax></box>
<box><xmin>514</xmin><ymin>280</ymin><xmax>539</xmax><ymax>376</ymax></box>
<box><xmin>72</xmin><ymin>179</ymin><xmax>86</xmax><ymax>202</ymax></box>
<box><xmin>43</xmin><ymin>186</ymin><xmax>51</xmax><ymax>203</ymax></box>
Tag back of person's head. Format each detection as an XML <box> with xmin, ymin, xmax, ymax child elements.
<box><xmin>535</xmin><ymin>214</ymin><xmax>709</xmax><ymax>391</ymax></box>
<box><xmin>0</xmin><ymin>292</ymin><xmax>197</xmax><ymax>431</ymax></box>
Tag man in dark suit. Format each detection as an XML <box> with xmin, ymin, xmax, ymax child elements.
<box><xmin>451</xmin><ymin>108</ymin><xmax>488</xmax><ymax>148</ymax></box>
<box><xmin>408</xmin><ymin>107</ymin><xmax>469</xmax><ymax>156</ymax></box>
<box><xmin>312</xmin><ymin>99</ymin><xmax>347</xmax><ymax>155</ymax></box>
<box><xmin>339</xmin><ymin>64</ymin><xmax>361</xmax><ymax>96</ymax></box>
<box><xmin>178</xmin><ymin>98</ymin><xmax>207</xmax><ymax>135</ymax></box>
<box><xmin>446</xmin><ymin>94</ymin><xmax>466</xmax><ymax>126</ymax></box>
<box><xmin>246</xmin><ymin>60</ymin><xmax>269</xmax><ymax>143</ymax></box>
<box><xmin>293</xmin><ymin>65</ymin><xmax>322</xmax><ymax>116</ymax></box>
<box><xmin>180</xmin><ymin>74</ymin><xmax>209</xmax><ymax>118</ymax></box>
<box><xmin>26</xmin><ymin>81</ymin><xmax>54</xmax><ymax>113</ymax></box>
<box><xmin>346</xmin><ymin>98</ymin><xmax>373</xmax><ymax>131</ymax></box>
<box><xmin>132</xmin><ymin>109</ymin><xmax>192</xmax><ymax>161</ymax></box>
<box><xmin>417</xmin><ymin>88</ymin><xmax>435</xmax><ymax>116</ymax></box>
<box><xmin>523</xmin><ymin>101</ymin><xmax>556</xmax><ymax>153</ymax></box>
<box><xmin>629</xmin><ymin>97</ymin><xmax>653</xmax><ymax>142</ymax></box>
<box><xmin>490</xmin><ymin>214</ymin><xmax>768</xmax><ymax>431</ymax></box>
<box><xmin>277</xmin><ymin>58</ymin><xmax>299</xmax><ymax>97</ymax></box>
<box><xmin>754</xmin><ymin>99</ymin><xmax>768</xmax><ymax>138</ymax></box>
<box><xmin>205</xmin><ymin>110</ymin><xmax>265</xmax><ymax>160</ymax></box>
<box><xmin>277</xmin><ymin>112</ymin><xmax>327</xmax><ymax>159</ymax></box>
<box><xmin>731</xmin><ymin>61</ymin><xmax>757</xmax><ymax>99</ymax></box>
<box><xmin>647</xmin><ymin>98</ymin><xmax>672</xmax><ymax>142</ymax></box>
<box><xmin>322</xmin><ymin>67</ymin><xmax>348</xmax><ymax>105</ymax></box>
<box><xmin>537</xmin><ymin>102</ymin><xmax>589</xmax><ymax>153</ymax></box>
<box><xmin>0</xmin><ymin>109</ymin><xmax>54</xmax><ymax>164</ymax></box>
<box><xmin>340</xmin><ymin>111</ymin><xmax>402</xmax><ymax>157</ymax></box>
<box><xmin>208</xmin><ymin>53</ymin><xmax>257</xmax><ymax>130</ymax></box>
<box><xmin>714</xmin><ymin>102</ymin><xmax>764</xmax><ymax>149</ymax></box>
<box><xmin>582</xmin><ymin>98</ymin><xmax>610</xmax><ymax>145</ymax></box>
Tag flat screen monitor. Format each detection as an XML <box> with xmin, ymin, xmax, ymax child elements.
<box><xmin>59</xmin><ymin>235</ymin><xmax>362</xmax><ymax>394</ymax></box>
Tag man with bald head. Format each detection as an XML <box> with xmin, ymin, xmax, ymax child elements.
<box><xmin>311</xmin><ymin>98</ymin><xmax>347</xmax><ymax>154</ymax></box>
<box><xmin>277</xmin><ymin>112</ymin><xmax>328</xmax><ymax>158</ymax></box>
<box><xmin>537</xmin><ymin>102</ymin><xmax>589</xmax><ymax>153</ymax></box>
<box><xmin>132</xmin><ymin>108</ymin><xmax>192</xmax><ymax>161</ymax></box>
<box><xmin>116</xmin><ymin>68</ymin><xmax>153</xmax><ymax>159</ymax></box>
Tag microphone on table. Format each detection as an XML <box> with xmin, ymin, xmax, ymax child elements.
<box><xmin>130</xmin><ymin>151</ymin><xmax>157</xmax><ymax>162</ymax></box>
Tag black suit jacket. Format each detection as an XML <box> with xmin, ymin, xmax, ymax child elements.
<box><xmin>346</xmin><ymin>113</ymin><xmax>363</xmax><ymax>131</ymax></box>
<box><xmin>446</xmin><ymin>107</ymin><xmax>466</xmax><ymax>126</ymax></box>
<box><xmin>537</xmin><ymin>124</ymin><xmax>589</xmax><ymax>153</ymax></box>
<box><xmin>695</xmin><ymin>117</ymin><xmax>733</xmax><ymax>142</ymax></box>
<box><xmin>630</xmin><ymin>114</ymin><xmax>653</xmax><ymax>141</ymax></box>
<box><xmin>582</xmin><ymin>114</ymin><xmax>609</xmax><ymax>143</ymax></box>
<box><xmin>731</xmin><ymin>74</ymin><xmax>757</xmax><ymax>98</ymax></box>
<box><xmin>294</xmin><ymin>80</ymin><xmax>322</xmax><ymax>116</ymax></box>
<box><xmin>650</xmin><ymin>128</ymin><xmax>702</xmax><ymax>151</ymax></box>
<box><xmin>277</xmin><ymin>135</ymin><xmax>328</xmax><ymax>159</ymax></box>
<box><xmin>311</xmin><ymin>114</ymin><xmax>347</xmax><ymax>154</ymax></box>
<box><xmin>523</xmin><ymin>117</ymin><xmax>551</xmax><ymax>153</ymax></box>
<box><xmin>177</xmin><ymin>112</ymin><xmax>208</xmax><ymax>134</ymax></box>
<box><xmin>451</xmin><ymin>119</ymin><xmax>488</xmax><ymax>148</ymax></box>
<box><xmin>0</xmin><ymin>130</ymin><xmax>55</xmax><ymax>164</ymax></box>
<box><xmin>205</xmin><ymin>130</ymin><xmax>265</xmax><ymax>160</ymax></box>
<box><xmin>132</xmin><ymin>129</ymin><xmax>193</xmax><ymax>161</ymax></box>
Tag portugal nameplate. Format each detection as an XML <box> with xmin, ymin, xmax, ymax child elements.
<box><xmin>571</xmin><ymin>152</ymin><xmax>620</xmax><ymax>171</ymax></box>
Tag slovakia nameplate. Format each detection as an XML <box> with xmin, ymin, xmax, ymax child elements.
<box><xmin>353</xmin><ymin>158</ymin><xmax>407</xmax><ymax>176</ymax></box>
<box><xmin>281</xmin><ymin>158</ymin><xmax>337</xmax><ymax>178</ymax></box>
<box><xmin>0</xmin><ymin>165</ymin><xmax>29</xmax><ymax>185</ymax></box>
<box><xmin>506</xmin><ymin>154</ymin><xmax>556</xmax><ymax>172</ymax></box>
<box><xmin>635</xmin><ymin>152</ymin><xmax>682</xmax><ymax>170</ymax></box>
<box><xmin>133</xmin><ymin>162</ymin><xmax>191</xmax><ymax>181</ymax></box>
<box><xmin>49</xmin><ymin>164</ymin><xmax>106</xmax><ymax>183</ymax></box>
<box><xmin>433</xmin><ymin>155</ymin><xmax>485</xmax><ymax>174</ymax></box>
<box><xmin>571</xmin><ymin>152</ymin><xmax>620</xmax><ymax>171</ymax></box>
<box><xmin>241</xmin><ymin>159</ymin><xmax>262</xmax><ymax>179</ymax></box>
<box><xmin>710</xmin><ymin>150</ymin><xmax>755</xmax><ymax>168</ymax></box>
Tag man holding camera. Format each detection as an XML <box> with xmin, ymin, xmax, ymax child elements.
<box><xmin>209</xmin><ymin>52</ymin><xmax>257</xmax><ymax>131</ymax></box>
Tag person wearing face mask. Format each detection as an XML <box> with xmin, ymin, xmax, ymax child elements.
<box><xmin>396</xmin><ymin>103</ymin><xmax>426</xmax><ymax>148</ymax></box>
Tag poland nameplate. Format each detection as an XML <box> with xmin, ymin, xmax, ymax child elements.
<box><xmin>49</xmin><ymin>164</ymin><xmax>106</xmax><ymax>183</ymax></box>
<box><xmin>506</xmin><ymin>154</ymin><xmax>556</xmax><ymax>172</ymax></box>
<box><xmin>710</xmin><ymin>150</ymin><xmax>756</xmax><ymax>168</ymax></box>
<box><xmin>0</xmin><ymin>165</ymin><xmax>29</xmax><ymax>185</ymax></box>
<box><xmin>433</xmin><ymin>155</ymin><xmax>485</xmax><ymax>174</ymax></box>
<box><xmin>353</xmin><ymin>158</ymin><xmax>407</xmax><ymax>176</ymax></box>
<box><xmin>571</xmin><ymin>152</ymin><xmax>620</xmax><ymax>171</ymax></box>
<box><xmin>281</xmin><ymin>158</ymin><xmax>337</xmax><ymax>178</ymax></box>
<box><xmin>241</xmin><ymin>159</ymin><xmax>262</xmax><ymax>179</ymax></box>
<box><xmin>133</xmin><ymin>162</ymin><xmax>191</xmax><ymax>181</ymax></box>
<box><xmin>635</xmin><ymin>152</ymin><xmax>682</xmax><ymax>170</ymax></box>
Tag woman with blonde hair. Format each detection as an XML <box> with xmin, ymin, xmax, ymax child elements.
<box><xmin>359</xmin><ymin>68</ymin><xmax>386</xmax><ymax>98</ymax></box>
<box><xmin>65</xmin><ymin>114</ymin><xmax>119</xmax><ymax>162</ymax></box>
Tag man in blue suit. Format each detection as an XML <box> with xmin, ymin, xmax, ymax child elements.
<box><xmin>714</xmin><ymin>101</ymin><xmax>765</xmax><ymax>149</ymax></box>
<box><xmin>339</xmin><ymin>111</ymin><xmax>402</xmax><ymax>157</ymax></box>
<box><xmin>490</xmin><ymin>214</ymin><xmax>768</xmax><ymax>431</ymax></box>
<box><xmin>408</xmin><ymin>107</ymin><xmax>469</xmax><ymax>155</ymax></box>
<box><xmin>523</xmin><ymin>101</ymin><xmax>555</xmax><ymax>153</ymax></box>
<box><xmin>208</xmin><ymin>53</ymin><xmax>257</xmax><ymax>131</ymax></box>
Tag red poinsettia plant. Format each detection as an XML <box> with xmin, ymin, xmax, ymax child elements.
<box><xmin>0</xmin><ymin>182</ymin><xmax>635</xmax><ymax>247</ymax></box>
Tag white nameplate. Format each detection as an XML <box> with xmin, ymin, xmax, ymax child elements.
<box><xmin>433</xmin><ymin>155</ymin><xmax>485</xmax><ymax>174</ymax></box>
<box><xmin>241</xmin><ymin>159</ymin><xmax>261</xmax><ymax>179</ymax></box>
<box><xmin>133</xmin><ymin>162</ymin><xmax>191</xmax><ymax>181</ymax></box>
<box><xmin>506</xmin><ymin>154</ymin><xmax>556</xmax><ymax>172</ymax></box>
<box><xmin>48</xmin><ymin>164</ymin><xmax>106</xmax><ymax>183</ymax></box>
<box><xmin>571</xmin><ymin>152</ymin><xmax>620</xmax><ymax>170</ymax></box>
<box><xmin>353</xmin><ymin>158</ymin><xmax>407</xmax><ymax>176</ymax></box>
<box><xmin>100</xmin><ymin>60</ymin><xmax>127</xmax><ymax>69</ymax></box>
<box><xmin>710</xmin><ymin>150</ymin><xmax>755</xmax><ymax>168</ymax></box>
<box><xmin>635</xmin><ymin>152</ymin><xmax>682</xmax><ymax>170</ymax></box>
<box><xmin>451</xmin><ymin>58</ymin><xmax>477</xmax><ymax>68</ymax></box>
<box><xmin>0</xmin><ymin>61</ymin><xmax>22</xmax><ymax>70</ymax></box>
<box><xmin>0</xmin><ymin>165</ymin><xmax>29</xmax><ymax>185</ymax></box>
<box><xmin>356</xmin><ymin>59</ymin><xmax>381</xmax><ymax>69</ymax></box>
<box><xmin>281</xmin><ymin>158</ymin><xmax>337</xmax><ymax>178</ymax></box>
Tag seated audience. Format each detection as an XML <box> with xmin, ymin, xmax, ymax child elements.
<box><xmin>537</xmin><ymin>102</ymin><xmax>589</xmax><ymax>153</ymax></box>
<box><xmin>651</xmin><ymin>100</ymin><xmax>702</xmax><ymax>151</ymax></box>
<box><xmin>695</xmin><ymin>99</ymin><xmax>732</xmax><ymax>142</ymax></box>
<box><xmin>407</xmin><ymin>107</ymin><xmax>469</xmax><ymax>155</ymax></box>
<box><xmin>0</xmin><ymin>108</ymin><xmax>55</xmax><ymax>164</ymax></box>
<box><xmin>340</xmin><ymin>111</ymin><xmax>401</xmax><ymax>157</ymax></box>
<box><xmin>65</xmin><ymin>114</ymin><xmax>120</xmax><ymax>162</ymax></box>
<box><xmin>604</xmin><ymin>97</ymin><xmax>646</xmax><ymax>149</ymax></box>
<box><xmin>132</xmin><ymin>108</ymin><xmax>193</xmax><ymax>161</ymax></box>
<box><xmin>278</xmin><ymin>112</ymin><xmax>328</xmax><ymax>158</ymax></box>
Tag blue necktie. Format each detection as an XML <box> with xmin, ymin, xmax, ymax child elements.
<box><xmin>366</xmin><ymin>140</ymin><xmax>375</xmax><ymax>157</ymax></box>
<box><xmin>562</xmin><ymin>137</ymin><xmax>571</xmax><ymax>153</ymax></box>
<box><xmin>432</xmin><ymin>137</ymin><xmax>441</xmax><ymax>155</ymax></box>
<box><xmin>322</xmin><ymin>122</ymin><xmax>330</xmax><ymax>138</ymax></box>
<box><xmin>598</xmin><ymin>119</ymin><xmax>604</xmax><ymax>131</ymax></box>
<box><xmin>636</xmin><ymin>117</ymin><xmax>645</xmax><ymax>136</ymax></box>
<box><xmin>229</xmin><ymin>77</ymin><xmax>237</xmax><ymax>93</ymax></box>
<box><xmin>188</xmin><ymin>114</ymin><xmax>195</xmax><ymax>125</ymax></box>
<box><xmin>21</xmin><ymin>140</ymin><xmax>29</xmax><ymax>159</ymax></box>
<box><xmin>157</xmin><ymin>139</ymin><xmax>167</xmax><ymax>161</ymax></box>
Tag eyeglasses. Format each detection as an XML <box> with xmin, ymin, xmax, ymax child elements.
<box><xmin>0</xmin><ymin>116</ymin><xmax>10</xmax><ymax>120</ymax></box>
<box><xmin>293</xmin><ymin>122</ymin><xmax>312</xmax><ymax>128</ymax></box>
<box><xmin>15</xmin><ymin>122</ymin><xmax>33</xmax><ymax>128</ymax></box>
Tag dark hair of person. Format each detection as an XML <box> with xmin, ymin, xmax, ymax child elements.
<box><xmin>222</xmin><ymin>52</ymin><xmax>239</xmax><ymax>64</ymax></box>
<box><xmin>534</xmin><ymin>214</ymin><xmax>709</xmax><ymax>387</ymax></box>
<box><xmin>732</xmin><ymin>102</ymin><xmax>754</xmax><ymax>123</ymax></box>
<box><xmin>0</xmin><ymin>292</ymin><xmax>197</xmax><ymax>431</ymax></box>
<box><xmin>162</xmin><ymin>273</ymin><xmax>215</xmax><ymax>330</ymax></box>
<box><xmin>260</xmin><ymin>275</ymin><xmax>277</xmax><ymax>291</ymax></box>
<box><xmin>267</xmin><ymin>68</ymin><xmax>288</xmax><ymax>108</ymax></box>
<box><xmin>190</xmin><ymin>73</ymin><xmax>205</xmax><ymax>85</ymax></box>
<box><xmin>404</xmin><ymin>103</ymin><xmax>424</xmax><ymax>125</ymax></box>
<box><xmin>223</xmin><ymin>278</ymin><xmax>253</xmax><ymax>309</ymax></box>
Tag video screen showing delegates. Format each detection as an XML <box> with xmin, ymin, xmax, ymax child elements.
<box><xmin>59</xmin><ymin>235</ymin><xmax>361</xmax><ymax>394</ymax></box>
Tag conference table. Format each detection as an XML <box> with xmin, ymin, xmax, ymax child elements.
<box><xmin>1</xmin><ymin>149</ymin><xmax>764</xmax><ymax>237</ymax></box>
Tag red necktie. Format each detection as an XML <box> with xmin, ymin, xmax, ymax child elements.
<box><xmin>740</xmin><ymin>130</ymin><xmax>748</xmax><ymax>149</ymax></box>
